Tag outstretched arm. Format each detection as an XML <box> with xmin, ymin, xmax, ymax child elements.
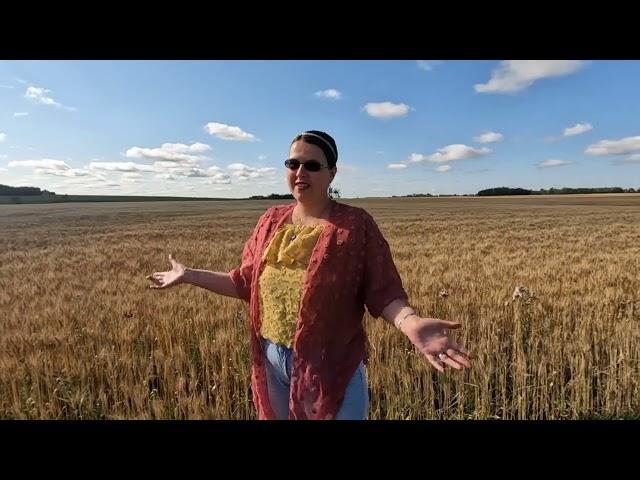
<box><xmin>381</xmin><ymin>298</ymin><xmax>472</xmax><ymax>373</ymax></box>
<box><xmin>146</xmin><ymin>254</ymin><xmax>241</xmax><ymax>299</ymax></box>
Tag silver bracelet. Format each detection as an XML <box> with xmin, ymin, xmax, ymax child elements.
<box><xmin>396</xmin><ymin>309</ymin><xmax>417</xmax><ymax>330</ymax></box>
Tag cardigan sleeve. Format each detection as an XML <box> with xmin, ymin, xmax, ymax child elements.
<box><xmin>362</xmin><ymin>213</ymin><xmax>408</xmax><ymax>318</ymax></box>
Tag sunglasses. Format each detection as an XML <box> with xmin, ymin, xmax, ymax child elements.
<box><xmin>284</xmin><ymin>159</ymin><xmax>329</xmax><ymax>172</ymax></box>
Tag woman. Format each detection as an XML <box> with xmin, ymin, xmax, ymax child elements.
<box><xmin>147</xmin><ymin>130</ymin><xmax>471</xmax><ymax>420</ymax></box>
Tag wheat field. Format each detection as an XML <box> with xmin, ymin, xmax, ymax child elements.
<box><xmin>1</xmin><ymin>195</ymin><xmax>639</xmax><ymax>419</ymax></box>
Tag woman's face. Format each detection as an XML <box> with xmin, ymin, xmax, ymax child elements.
<box><xmin>286</xmin><ymin>140</ymin><xmax>336</xmax><ymax>204</ymax></box>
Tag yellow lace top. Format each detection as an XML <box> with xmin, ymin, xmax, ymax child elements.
<box><xmin>259</xmin><ymin>223</ymin><xmax>324</xmax><ymax>347</ymax></box>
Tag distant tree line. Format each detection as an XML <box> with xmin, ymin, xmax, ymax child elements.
<box><xmin>0</xmin><ymin>184</ymin><xmax>56</xmax><ymax>196</ymax></box>
<box><xmin>249</xmin><ymin>193</ymin><xmax>295</xmax><ymax>200</ymax></box>
<box><xmin>477</xmin><ymin>186</ymin><xmax>637</xmax><ymax>196</ymax></box>
<box><xmin>477</xmin><ymin>187</ymin><xmax>532</xmax><ymax>196</ymax></box>
<box><xmin>392</xmin><ymin>193</ymin><xmax>474</xmax><ymax>198</ymax></box>
<box><xmin>537</xmin><ymin>187</ymin><xmax>636</xmax><ymax>195</ymax></box>
<box><xmin>392</xmin><ymin>193</ymin><xmax>434</xmax><ymax>198</ymax></box>
<box><xmin>248</xmin><ymin>188</ymin><xmax>341</xmax><ymax>200</ymax></box>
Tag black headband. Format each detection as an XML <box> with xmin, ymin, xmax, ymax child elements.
<box><xmin>299</xmin><ymin>131</ymin><xmax>337</xmax><ymax>162</ymax></box>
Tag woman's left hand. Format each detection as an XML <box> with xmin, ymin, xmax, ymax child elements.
<box><xmin>401</xmin><ymin>316</ymin><xmax>472</xmax><ymax>372</ymax></box>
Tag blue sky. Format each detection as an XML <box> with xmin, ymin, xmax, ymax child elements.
<box><xmin>1</xmin><ymin>60</ymin><xmax>639</xmax><ymax>198</ymax></box>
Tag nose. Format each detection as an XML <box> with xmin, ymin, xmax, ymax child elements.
<box><xmin>295</xmin><ymin>163</ymin><xmax>308</xmax><ymax>177</ymax></box>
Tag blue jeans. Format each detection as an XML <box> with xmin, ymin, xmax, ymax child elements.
<box><xmin>261</xmin><ymin>337</ymin><xmax>369</xmax><ymax>420</ymax></box>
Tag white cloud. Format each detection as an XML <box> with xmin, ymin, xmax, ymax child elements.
<box><xmin>157</xmin><ymin>173</ymin><xmax>177</xmax><ymax>181</ymax></box>
<box><xmin>585</xmin><ymin>136</ymin><xmax>640</xmax><ymax>156</ymax></box>
<box><xmin>204</xmin><ymin>122</ymin><xmax>257</xmax><ymax>141</ymax></box>
<box><xmin>90</xmin><ymin>162</ymin><xmax>156</xmax><ymax>172</ymax></box>
<box><xmin>227</xmin><ymin>163</ymin><xmax>275</xmax><ymax>180</ymax></box>
<box><xmin>408</xmin><ymin>153</ymin><xmax>427</xmax><ymax>163</ymax></box>
<box><xmin>417</xmin><ymin>60</ymin><xmax>442</xmax><ymax>71</ymax></box>
<box><xmin>187</xmin><ymin>142</ymin><xmax>212</xmax><ymax>153</ymax></box>
<box><xmin>228</xmin><ymin>164</ymin><xmax>274</xmax><ymax>174</ymax></box>
<box><xmin>0</xmin><ymin>132</ymin><xmax>6</xmax><ymax>142</ymax></box>
<box><xmin>89</xmin><ymin>159</ymin><xmax>228</xmax><ymax>181</ymax></box>
<box><xmin>125</xmin><ymin>142</ymin><xmax>210</xmax><ymax>164</ymax></box>
<box><xmin>59</xmin><ymin>176</ymin><xmax>106</xmax><ymax>186</ymax></box>
<box><xmin>474</xmin><ymin>60</ymin><xmax>585</xmax><ymax>94</ymax></box>
<box><xmin>152</xmin><ymin>161</ymin><xmax>185</xmax><ymax>169</ymax></box>
<box><xmin>14</xmin><ymin>112</ymin><xmax>29</xmax><ymax>117</ymax></box>
<box><xmin>67</xmin><ymin>182</ymin><xmax>109</xmax><ymax>190</ymax></box>
<box><xmin>0</xmin><ymin>167</ymin><xmax>6</xmax><ymax>171</ymax></box>
<box><xmin>315</xmin><ymin>89</ymin><xmax>342</xmax><ymax>100</ymax></box>
<box><xmin>121</xmin><ymin>173</ymin><xmax>142</xmax><ymax>184</ymax></box>
<box><xmin>623</xmin><ymin>154</ymin><xmax>640</xmax><ymax>164</ymax></box>
<box><xmin>8</xmin><ymin>158</ymin><xmax>91</xmax><ymax>177</ymax></box>
<box><xmin>100</xmin><ymin>161</ymin><xmax>230</xmax><ymax>185</ymax></box>
<box><xmin>474</xmin><ymin>131</ymin><xmax>503</xmax><ymax>143</ymax></box>
<box><xmin>563</xmin><ymin>122</ymin><xmax>593</xmax><ymax>137</ymax></box>
<box><xmin>25</xmin><ymin>86</ymin><xmax>76</xmax><ymax>111</ymax></box>
<box><xmin>547</xmin><ymin>122</ymin><xmax>594</xmax><ymax>142</ymax></box>
<box><xmin>208</xmin><ymin>174</ymin><xmax>232</xmax><ymax>185</ymax></box>
<box><xmin>25</xmin><ymin>86</ymin><xmax>59</xmax><ymax>106</ymax></box>
<box><xmin>228</xmin><ymin>163</ymin><xmax>251</xmax><ymax>171</ymax></box>
<box><xmin>387</xmin><ymin>163</ymin><xmax>408</xmax><ymax>169</ymax></box>
<box><xmin>183</xmin><ymin>168</ymin><xmax>212</xmax><ymax>178</ymax></box>
<box><xmin>0</xmin><ymin>154</ymin><xmax>7</xmax><ymax>159</ymax></box>
<box><xmin>164</xmin><ymin>164</ymin><xmax>198</xmax><ymax>176</ymax></box>
<box><xmin>364</xmin><ymin>102</ymin><xmax>411</xmax><ymax>119</ymax></box>
<box><xmin>435</xmin><ymin>165</ymin><xmax>452</xmax><ymax>173</ymax></box>
<box><xmin>9</xmin><ymin>159</ymin><xmax>68</xmax><ymax>169</ymax></box>
<box><xmin>82</xmin><ymin>176</ymin><xmax>108</xmax><ymax>183</ymax></box>
<box><xmin>410</xmin><ymin>144</ymin><xmax>492</xmax><ymax>164</ymax></box>
<box><xmin>538</xmin><ymin>159</ymin><xmax>573</xmax><ymax>168</ymax></box>
<box><xmin>39</xmin><ymin>168</ymin><xmax>90</xmax><ymax>177</ymax></box>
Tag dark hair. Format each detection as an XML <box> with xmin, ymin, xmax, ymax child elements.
<box><xmin>291</xmin><ymin>130</ymin><xmax>338</xmax><ymax>169</ymax></box>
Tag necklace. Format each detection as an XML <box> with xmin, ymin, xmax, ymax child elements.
<box><xmin>290</xmin><ymin>202</ymin><xmax>332</xmax><ymax>241</ymax></box>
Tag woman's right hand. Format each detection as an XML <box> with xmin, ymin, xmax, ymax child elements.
<box><xmin>146</xmin><ymin>254</ymin><xmax>187</xmax><ymax>289</ymax></box>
